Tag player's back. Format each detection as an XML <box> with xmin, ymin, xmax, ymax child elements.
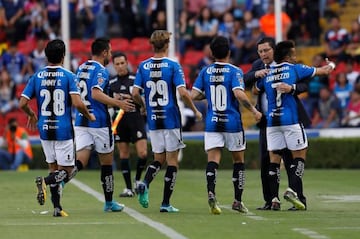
<box><xmin>135</xmin><ymin>57</ymin><xmax>185</xmax><ymax>130</ymax></box>
<box><xmin>262</xmin><ymin>62</ymin><xmax>314</xmax><ymax>126</ymax></box>
<box><xmin>75</xmin><ymin>60</ymin><xmax>111</xmax><ymax>128</ymax></box>
<box><xmin>22</xmin><ymin>66</ymin><xmax>78</xmax><ymax>140</ymax></box>
<box><xmin>194</xmin><ymin>62</ymin><xmax>244</xmax><ymax>132</ymax></box>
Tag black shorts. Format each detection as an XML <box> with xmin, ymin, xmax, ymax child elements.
<box><xmin>114</xmin><ymin>114</ymin><xmax>147</xmax><ymax>143</ymax></box>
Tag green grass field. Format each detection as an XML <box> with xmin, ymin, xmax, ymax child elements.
<box><xmin>0</xmin><ymin>169</ymin><xmax>359</xmax><ymax>239</ymax></box>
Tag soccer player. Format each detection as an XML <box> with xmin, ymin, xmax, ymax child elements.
<box><xmin>191</xmin><ymin>36</ymin><xmax>262</xmax><ymax>215</ymax></box>
<box><xmin>19</xmin><ymin>39</ymin><xmax>95</xmax><ymax>217</ymax></box>
<box><xmin>132</xmin><ymin>30</ymin><xmax>202</xmax><ymax>213</ymax></box>
<box><xmin>109</xmin><ymin>52</ymin><xmax>148</xmax><ymax>197</ymax></box>
<box><xmin>244</xmin><ymin>37</ymin><xmax>311</xmax><ymax>211</ymax></box>
<box><xmin>73</xmin><ymin>37</ymin><xmax>135</xmax><ymax>212</ymax></box>
<box><xmin>254</xmin><ymin>40</ymin><xmax>335</xmax><ymax>210</ymax></box>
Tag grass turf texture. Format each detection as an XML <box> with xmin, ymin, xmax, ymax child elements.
<box><xmin>0</xmin><ymin>169</ymin><xmax>359</xmax><ymax>239</ymax></box>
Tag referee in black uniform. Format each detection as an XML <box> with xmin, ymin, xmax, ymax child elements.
<box><xmin>109</xmin><ymin>52</ymin><xmax>148</xmax><ymax>197</ymax></box>
<box><xmin>244</xmin><ymin>37</ymin><xmax>310</xmax><ymax>210</ymax></box>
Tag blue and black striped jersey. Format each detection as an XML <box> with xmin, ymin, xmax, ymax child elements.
<box><xmin>193</xmin><ymin>62</ymin><xmax>245</xmax><ymax>132</ymax></box>
<box><xmin>74</xmin><ymin>60</ymin><xmax>111</xmax><ymax>128</ymax></box>
<box><xmin>256</xmin><ymin>62</ymin><xmax>315</xmax><ymax>126</ymax></box>
<box><xmin>21</xmin><ymin>66</ymin><xmax>79</xmax><ymax>140</ymax></box>
<box><xmin>134</xmin><ymin>57</ymin><xmax>185</xmax><ymax>130</ymax></box>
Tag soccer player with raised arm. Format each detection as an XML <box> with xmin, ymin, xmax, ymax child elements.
<box><xmin>73</xmin><ymin>37</ymin><xmax>135</xmax><ymax>212</ymax></box>
<box><xmin>19</xmin><ymin>39</ymin><xmax>95</xmax><ymax>217</ymax></box>
<box><xmin>132</xmin><ymin>30</ymin><xmax>202</xmax><ymax>213</ymax></box>
<box><xmin>254</xmin><ymin>40</ymin><xmax>335</xmax><ymax>210</ymax></box>
<box><xmin>191</xmin><ymin>36</ymin><xmax>262</xmax><ymax>215</ymax></box>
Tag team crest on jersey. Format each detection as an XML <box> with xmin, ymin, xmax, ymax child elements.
<box><xmin>97</xmin><ymin>73</ymin><xmax>105</xmax><ymax>85</ymax></box>
<box><xmin>237</xmin><ymin>72</ymin><xmax>244</xmax><ymax>84</ymax></box>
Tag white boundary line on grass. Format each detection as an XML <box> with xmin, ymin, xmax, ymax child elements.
<box><xmin>70</xmin><ymin>179</ymin><xmax>189</xmax><ymax>239</ymax></box>
<box><xmin>220</xmin><ymin>204</ymin><xmax>266</xmax><ymax>220</ymax></box>
<box><xmin>292</xmin><ymin>228</ymin><xmax>329</xmax><ymax>239</ymax></box>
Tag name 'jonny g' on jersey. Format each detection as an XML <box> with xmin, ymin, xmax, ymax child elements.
<box><xmin>21</xmin><ymin>66</ymin><xmax>79</xmax><ymax>140</ymax></box>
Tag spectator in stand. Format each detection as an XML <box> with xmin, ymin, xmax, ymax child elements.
<box><xmin>207</xmin><ymin>0</ymin><xmax>235</xmax><ymax>19</ymax></box>
<box><xmin>243</xmin><ymin>10</ymin><xmax>257</xmax><ymax>31</ymax></box>
<box><xmin>312</xmin><ymin>86</ymin><xmax>342</xmax><ymax>128</ymax></box>
<box><xmin>333</xmin><ymin>72</ymin><xmax>353</xmax><ymax>116</ymax></box>
<box><xmin>245</xmin><ymin>0</ymin><xmax>266</xmax><ymax>19</ymax></box>
<box><xmin>24</xmin><ymin>0</ymin><xmax>54</xmax><ymax>40</ymax></box>
<box><xmin>341</xmin><ymin>86</ymin><xmax>360</xmax><ymax>127</ymax></box>
<box><xmin>27</xmin><ymin>34</ymin><xmax>48</xmax><ymax>75</ymax></box>
<box><xmin>302</xmin><ymin>54</ymin><xmax>329</xmax><ymax>118</ymax></box>
<box><xmin>347</xmin><ymin>19</ymin><xmax>360</xmax><ymax>63</ymax></box>
<box><xmin>345</xmin><ymin>59</ymin><xmax>360</xmax><ymax>86</ymax></box>
<box><xmin>324</xmin><ymin>15</ymin><xmax>350</xmax><ymax>63</ymax></box>
<box><xmin>183</xmin><ymin>0</ymin><xmax>207</xmax><ymax>18</ymax></box>
<box><xmin>69</xmin><ymin>0</ymin><xmax>78</xmax><ymax>38</ymax></box>
<box><xmin>78</xmin><ymin>0</ymin><xmax>110</xmax><ymax>40</ymax></box>
<box><xmin>0</xmin><ymin>118</ymin><xmax>33</xmax><ymax>170</ymax></box>
<box><xmin>0</xmin><ymin>69</ymin><xmax>18</xmax><ymax>115</ymax></box>
<box><xmin>178</xmin><ymin>9</ymin><xmax>196</xmax><ymax>57</ymax></box>
<box><xmin>0</xmin><ymin>40</ymin><xmax>29</xmax><ymax>85</ymax></box>
<box><xmin>259</xmin><ymin>0</ymin><xmax>291</xmax><ymax>41</ymax></box>
<box><xmin>147</xmin><ymin>0</ymin><xmax>166</xmax><ymax>35</ymax></box>
<box><xmin>193</xmin><ymin>6</ymin><xmax>219</xmax><ymax>50</ymax></box>
<box><xmin>243</xmin><ymin>19</ymin><xmax>265</xmax><ymax>64</ymax></box>
<box><xmin>0</xmin><ymin>0</ymin><xmax>30</xmax><ymax>41</ymax></box>
<box><xmin>151</xmin><ymin>10</ymin><xmax>166</xmax><ymax>32</ymax></box>
<box><xmin>231</xmin><ymin>18</ymin><xmax>248</xmax><ymax>65</ymax></box>
<box><xmin>44</xmin><ymin>0</ymin><xmax>61</xmax><ymax>38</ymax></box>
<box><xmin>118</xmin><ymin>0</ymin><xmax>142</xmax><ymax>39</ymax></box>
<box><xmin>286</xmin><ymin>0</ymin><xmax>320</xmax><ymax>46</ymax></box>
<box><xmin>218</xmin><ymin>11</ymin><xmax>235</xmax><ymax>40</ymax></box>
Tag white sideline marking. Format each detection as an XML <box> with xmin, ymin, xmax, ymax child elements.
<box><xmin>5</xmin><ymin>222</ymin><xmax>132</xmax><ymax>226</ymax></box>
<box><xmin>70</xmin><ymin>179</ymin><xmax>189</xmax><ymax>239</ymax></box>
<box><xmin>220</xmin><ymin>205</ymin><xmax>266</xmax><ymax>221</ymax></box>
<box><xmin>326</xmin><ymin>227</ymin><xmax>360</xmax><ymax>230</ymax></box>
<box><xmin>293</xmin><ymin>228</ymin><xmax>329</xmax><ymax>239</ymax></box>
<box><xmin>319</xmin><ymin>195</ymin><xmax>360</xmax><ymax>203</ymax></box>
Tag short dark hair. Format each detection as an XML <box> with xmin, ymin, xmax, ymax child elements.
<box><xmin>274</xmin><ymin>40</ymin><xmax>295</xmax><ymax>63</ymax></box>
<box><xmin>210</xmin><ymin>36</ymin><xmax>230</xmax><ymax>59</ymax></box>
<box><xmin>45</xmin><ymin>39</ymin><xmax>65</xmax><ymax>64</ymax></box>
<box><xmin>91</xmin><ymin>37</ymin><xmax>110</xmax><ymax>56</ymax></box>
<box><xmin>257</xmin><ymin>37</ymin><xmax>276</xmax><ymax>50</ymax></box>
<box><xmin>8</xmin><ymin>118</ymin><xmax>17</xmax><ymax>125</ymax></box>
<box><xmin>112</xmin><ymin>52</ymin><xmax>127</xmax><ymax>62</ymax></box>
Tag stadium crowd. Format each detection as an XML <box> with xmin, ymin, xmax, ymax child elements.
<box><xmin>1</xmin><ymin>0</ymin><xmax>360</xmax><ymax>135</ymax></box>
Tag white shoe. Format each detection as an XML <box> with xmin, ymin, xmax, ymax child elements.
<box><xmin>119</xmin><ymin>188</ymin><xmax>135</xmax><ymax>197</ymax></box>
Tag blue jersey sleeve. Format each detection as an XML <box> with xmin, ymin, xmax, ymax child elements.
<box><xmin>173</xmin><ymin>62</ymin><xmax>186</xmax><ymax>88</ymax></box>
<box><xmin>193</xmin><ymin>68</ymin><xmax>205</xmax><ymax>92</ymax></box>
<box><xmin>21</xmin><ymin>74</ymin><xmax>36</xmax><ymax>99</ymax></box>
<box><xmin>134</xmin><ymin>64</ymin><xmax>144</xmax><ymax>89</ymax></box>
<box><xmin>231</xmin><ymin>68</ymin><xmax>244</xmax><ymax>90</ymax></box>
<box><xmin>294</xmin><ymin>64</ymin><xmax>316</xmax><ymax>81</ymax></box>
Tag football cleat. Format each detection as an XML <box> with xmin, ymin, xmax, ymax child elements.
<box><xmin>271</xmin><ymin>197</ymin><xmax>281</xmax><ymax>211</ymax></box>
<box><xmin>137</xmin><ymin>182</ymin><xmax>149</xmax><ymax>208</ymax></box>
<box><xmin>119</xmin><ymin>188</ymin><xmax>135</xmax><ymax>197</ymax></box>
<box><xmin>160</xmin><ymin>205</ymin><xmax>179</xmax><ymax>213</ymax></box>
<box><xmin>35</xmin><ymin>176</ymin><xmax>46</xmax><ymax>205</ymax></box>
<box><xmin>232</xmin><ymin>200</ymin><xmax>248</xmax><ymax>213</ymax></box>
<box><xmin>104</xmin><ymin>200</ymin><xmax>125</xmax><ymax>212</ymax></box>
<box><xmin>283</xmin><ymin>188</ymin><xmax>306</xmax><ymax>210</ymax></box>
<box><xmin>53</xmin><ymin>207</ymin><xmax>68</xmax><ymax>217</ymax></box>
<box><xmin>208</xmin><ymin>193</ymin><xmax>221</xmax><ymax>215</ymax></box>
